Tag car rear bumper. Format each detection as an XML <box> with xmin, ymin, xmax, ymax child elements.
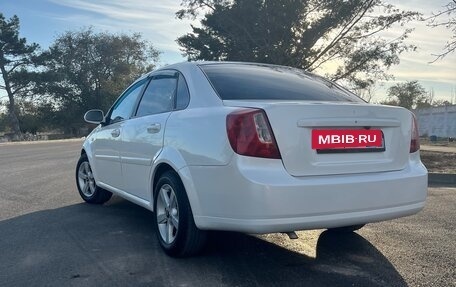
<box><xmin>184</xmin><ymin>153</ymin><xmax>427</xmax><ymax>234</ymax></box>
<box><xmin>195</xmin><ymin>201</ymin><xmax>424</xmax><ymax>234</ymax></box>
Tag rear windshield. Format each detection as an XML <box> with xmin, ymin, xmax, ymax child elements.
<box><xmin>200</xmin><ymin>63</ymin><xmax>363</xmax><ymax>102</ymax></box>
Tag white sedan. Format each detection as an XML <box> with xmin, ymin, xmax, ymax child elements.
<box><xmin>76</xmin><ymin>61</ymin><xmax>427</xmax><ymax>257</ymax></box>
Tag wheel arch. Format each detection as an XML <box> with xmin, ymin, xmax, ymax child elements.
<box><xmin>152</xmin><ymin>163</ymin><xmax>175</xmax><ymax>196</ymax></box>
<box><xmin>150</xmin><ymin>148</ymin><xmax>201</xmax><ymax>217</ymax></box>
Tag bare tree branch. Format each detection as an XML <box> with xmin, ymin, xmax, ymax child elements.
<box><xmin>427</xmin><ymin>0</ymin><xmax>456</xmax><ymax>61</ymax></box>
<box><xmin>305</xmin><ymin>0</ymin><xmax>375</xmax><ymax>70</ymax></box>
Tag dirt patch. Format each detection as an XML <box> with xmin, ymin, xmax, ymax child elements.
<box><xmin>420</xmin><ymin>138</ymin><xmax>456</xmax><ymax>147</ymax></box>
<box><xmin>420</xmin><ymin>150</ymin><xmax>456</xmax><ymax>173</ymax></box>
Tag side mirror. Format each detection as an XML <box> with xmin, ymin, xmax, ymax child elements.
<box><xmin>84</xmin><ymin>109</ymin><xmax>104</xmax><ymax>124</ymax></box>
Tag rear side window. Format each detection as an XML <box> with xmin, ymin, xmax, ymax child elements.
<box><xmin>136</xmin><ymin>74</ymin><xmax>177</xmax><ymax>117</ymax></box>
<box><xmin>200</xmin><ymin>64</ymin><xmax>363</xmax><ymax>102</ymax></box>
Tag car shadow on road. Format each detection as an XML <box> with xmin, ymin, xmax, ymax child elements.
<box><xmin>0</xmin><ymin>197</ymin><xmax>407</xmax><ymax>287</ymax></box>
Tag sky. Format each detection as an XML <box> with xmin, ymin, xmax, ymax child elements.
<box><xmin>1</xmin><ymin>0</ymin><xmax>455</xmax><ymax>102</ymax></box>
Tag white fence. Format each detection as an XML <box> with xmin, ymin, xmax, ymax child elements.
<box><xmin>414</xmin><ymin>105</ymin><xmax>456</xmax><ymax>138</ymax></box>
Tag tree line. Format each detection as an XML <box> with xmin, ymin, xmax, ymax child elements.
<box><xmin>1</xmin><ymin>0</ymin><xmax>455</xmax><ymax>140</ymax></box>
<box><xmin>0</xmin><ymin>14</ymin><xmax>160</xmax><ymax>140</ymax></box>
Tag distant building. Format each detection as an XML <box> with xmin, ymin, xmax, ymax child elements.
<box><xmin>414</xmin><ymin>105</ymin><xmax>456</xmax><ymax>138</ymax></box>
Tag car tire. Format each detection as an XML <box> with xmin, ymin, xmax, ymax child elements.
<box><xmin>328</xmin><ymin>224</ymin><xmax>365</xmax><ymax>233</ymax></box>
<box><xmin>153</xmin><ymin>170</ymin><xmax>207</xmax><ymax>257</ymax></box>
<box><xmin>76</xmin><ymin>154</ymin><xmax>112</xmax><ymax>204</ymax></box>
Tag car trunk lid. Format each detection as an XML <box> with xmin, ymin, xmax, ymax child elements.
<box><xmin>224</xmin><ymin>100</ymin><xmax>412</xmax><ymax>176</ymax></box>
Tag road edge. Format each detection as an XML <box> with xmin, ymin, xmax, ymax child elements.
<box><xmin>428</xmin><ymin>173</ymin><xmax>456</xmax><ymax>186</ymax></box>
<box><xmin>0</xmin><ymin>138</ymin><xmax>84</xmax><ymax>146</ymax></box>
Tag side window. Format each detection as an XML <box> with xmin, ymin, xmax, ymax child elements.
<box><xmin>109</xmin><ymin>79</ymin><xmax>146</xmax><ymax>124</ymax></box>
<box><xmin>176</xmin><ymin>74</ymin><xmax>190</xmax><ymax>110</ymax></box>
<box><xmin>136</xmin><ymin>75</ymin><xmax>177</xmax><ymax>117</ymax></box>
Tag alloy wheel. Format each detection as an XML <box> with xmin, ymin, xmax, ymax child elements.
<box><xmin>78</xmin><ymin>161</ymin><xmax>96</xmax><ymax>197</ymax></box>
<box><xmin>156</xmin><ymin>184</ymin><xmax>179</xmax><ymax>244</ymax></box>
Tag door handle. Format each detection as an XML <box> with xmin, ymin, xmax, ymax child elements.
<box><xmin>147</xmin><ymin>123</ymin><xmax>161</xmax><ymax>134</ymax></box>
<box><xmin>111</xmin><ymin>128</ymin><xmax>120</xmax><ymax>138</ymax></box>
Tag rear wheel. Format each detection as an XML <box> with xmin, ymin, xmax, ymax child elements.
<box><xmin>328</xmin><ymin>224</ymin><xmax>365</xmax><ymax>233</ymax></box>
<box><xmin>153</xmin><ymin>171</ymin><xmax>207</xmax><ymax>257</ymax></box>
<box><xmin>76</xmin><ymin>154</ymin><xmax>112</xmax><ymax>204</ymax></box>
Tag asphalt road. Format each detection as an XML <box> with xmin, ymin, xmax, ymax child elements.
<box><xmin>0</xmin><ymin>140</ymin><xmax>455</xmax><ymax>287</ymax></box>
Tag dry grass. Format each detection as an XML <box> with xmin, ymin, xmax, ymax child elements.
<box><xmin>420</xmin><ymin>150</ymin><xmax>456</xmax><ymax>173</ymax></box>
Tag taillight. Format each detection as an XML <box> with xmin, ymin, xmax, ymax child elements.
<box><xmin>410</xmin><ymin>114</ymin><xmax>420</xmax><ymax>153</ymax></box>
<box><xmin>226</xmin><ymin>109</ymin><xmax>281</xmax><ymax>159</ymax></box>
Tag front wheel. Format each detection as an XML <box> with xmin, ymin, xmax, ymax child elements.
<box><xmin>153</xmin><ymin>171</ymin><xmax>207</xmax><ymax>257</ymax></box>
<box><xmin>76</xmin><ymin>154</ymin><xmax>112</xmax><ymax>204</ymax></box>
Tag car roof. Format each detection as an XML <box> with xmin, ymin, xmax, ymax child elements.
<box><xmin>153</xmin><ymin>60</ymin><xmax>307</xmax><ymax>72</ymax></box>
<box><xmin>144</xmin><ymin>61</ymin><xmax>361</xmax><ymax>102</ymax></box>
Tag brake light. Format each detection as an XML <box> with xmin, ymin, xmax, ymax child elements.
<box><xmin>226</xmin><ymin>109</ymin><xmax>281</xmax><ymax>159</ymax></box>
<box><xmin>410</xmin><ymin>114</ymin><xmax>420</xmax><ymax>153</ymax></box>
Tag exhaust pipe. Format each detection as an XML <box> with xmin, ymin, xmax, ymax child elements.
<box><xmin>284</xmin><ymin>231</ymin><xmax>298</xmax><ymax>239</ymax></box>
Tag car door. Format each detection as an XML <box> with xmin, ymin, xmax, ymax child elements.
<box><xmin>91</xmin><ymin>78</ymin><xmax>147</xmax><ymax>190</ymax></box>
<box><xmin>119</xmin><ymin>71</ymin><xmax>180</xmax><ymax>201</ymax></box>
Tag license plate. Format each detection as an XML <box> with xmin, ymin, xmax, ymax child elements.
<box><xmin>312</xmin><ymin>129</ymin><xmax>384</xmax><ymax>153</ymax></box>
